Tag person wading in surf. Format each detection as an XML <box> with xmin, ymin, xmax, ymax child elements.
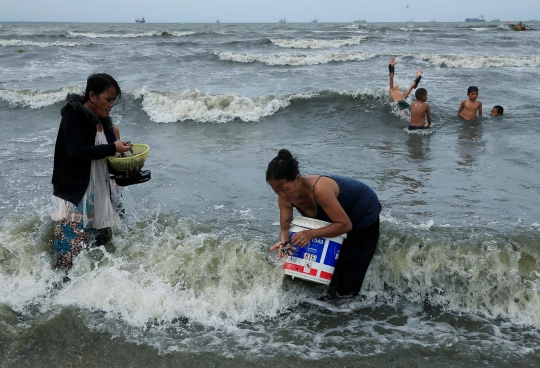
<box><xmin>266</xmin><ymin>149</ymin><xmax>381</xmax><ymax>298</ymax></box>
<box><xmin>389</xmin><ymin>57</ymin><xmax>423</xmax><ymax>115</ymax></box>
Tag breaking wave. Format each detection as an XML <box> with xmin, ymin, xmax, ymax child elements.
<box><xmin>214</xmin><ymin>51</ymin><xmax>377</xmax><ymax>66</ymax></box>
<box><xmin>411</xmin><ymin>53</ymin><xmax>540</xmax><ymax>69</ymax></box>
<box><xmin>130</xmin><ymin>88</ymin><xmax>315</xmax><ymax>123</ymax></box>
<box><xmin>67</xmin><ymin>31</ymin><xmax>196</xmax><ymax>38</ymax></box>
<box><xmin>399</xmin><ymin>27</ymin><xmax>428</xmax><ymax>32</ymax></box>
<box><xmin>0</xmin><ymin>85</ymin><xmax>388</xmax><ymax>116</ymax></box>
<box><xmin>0</xmin><ymin>39</ymin><xmax>80</xmax><ymax>47</ymax></box>
<box><xmin>0</xmin><ymin>86</ymin><xmax>83</xmax><ymax>109</ymax></box>
<box><xmin>270</xmin><ymin>36</ymin><xmax>367</xmax><ymax>49</ymax></box>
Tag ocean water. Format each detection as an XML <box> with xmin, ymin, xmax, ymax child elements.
<box><xmin>1</xmin><ymin>21</ymin><xmax>540</xmax><ymax>367</ymax></box>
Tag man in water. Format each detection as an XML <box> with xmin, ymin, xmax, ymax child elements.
<box><xmin>389</xmin><ymin>57</ymin><xmax>423</xmax><ymax>114</ymax></box>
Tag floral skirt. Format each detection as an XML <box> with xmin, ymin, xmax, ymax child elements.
<box><xmin>53</xmin><ymin>218</ymin><xmax>110</xmax><ymax>270</ymax></box>
<box><xmin>52</xmin><ymin>179</ymin><xmax>121</xmax><ymax>270</ymax></box>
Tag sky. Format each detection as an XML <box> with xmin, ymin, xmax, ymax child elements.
<box><xmin>0</xmin><ymin>0</ymin><xmax>539</xmax><ymax>23</ymax></box>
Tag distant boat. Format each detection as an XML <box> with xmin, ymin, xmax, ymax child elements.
<box><xmin>279</xmin><ymin>18</ymin><xmax>287</xmax><ymax>24</ymax></box>
<box><xmin>353</xmin><ymin>19</ymin><xmax>367</xmax><ymax>23</ymax></box>
<box><xmin>430</xmin><ymin>19</ymin><xmax>436</xmax><ymax>23</ymax></box>
<box><xmin>465</xmin><ymin>15</ymin><xmax>485</xmax><ymax>22</ymax></box>
<box><xmin>311</xmin><ymin>19</ymin><xmax>318</xmax><ymax>24</ymax></box>
<box><xmin>135</xmin><ymin>17</ymin><xmax>145</xmax><ymax>23</ymax></box>
<box><xmin>215</xmin><ymin>20</ymin><xmax>220</xmax><ymax>23</ymax></box>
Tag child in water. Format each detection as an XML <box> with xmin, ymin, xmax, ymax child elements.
<box><xmin>458</xmin><ymin>86</ymin><xmax>482</xmax><ymax>120</ymax></box>
<box><xmin>408</xmin><ymin>88</ymin><xmax>431</xmax><ymax>130</ymax></box>
<box><xmin>490</xmin><ymin>105</ymin><xmax>504</xmax><ymax>117</ymax></box>
<box><xmin>388</xmin><ymin>57</ymin><xmax>423</xmax><ymax>114</ymax></box>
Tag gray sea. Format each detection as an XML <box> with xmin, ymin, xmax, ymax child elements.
<box><xmin>1</xmin><ymin>21</ymin><xmax>540</xmax><ymax>367</ymax></box>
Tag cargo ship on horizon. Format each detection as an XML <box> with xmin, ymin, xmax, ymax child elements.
<box><xmin>465</xmin><ymin>15</ymin><xmax>485</xmax><ymax>22</ymax></box>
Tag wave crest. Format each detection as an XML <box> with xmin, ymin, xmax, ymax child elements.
<box><xmin>0</xmin><ymin>39</ymin><xmax>80</xmax><ymax>47</ymax></box>
<box><xmin>412</xmin><ymin>53</ymin><xmax>540</xmax><ymax>69</ymax></box>
<box><xmin>214</xmin><ymin>51</ymin><xmax>376</xmax><ymax>66</ymax></box>
<box><xmin>270</xmin><ymin>36</ymin><xmax>367</xmax><ymax>49</ymax></box>
<box><xmin>130</xmin><ymin>88</ymin><xmax>315</xmax><ymax>123</ymax></box>
<box><xmin>0</xmin><ymin>86</ymin><xmax>83</xmax><ymax>109</ymax></box>
<box><xmin>67</xmin><ymin>31</ymin><xmax>195</xmax><ymax>39</ymax></box>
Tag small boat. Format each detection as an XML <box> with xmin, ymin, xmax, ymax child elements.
<box><xmin>215</xmin><ymin>20</ymin><xmax>220</xmax><ymax>24</ymax></box>
<box><xmin>507</xmin><ymin>21</ymin><xmax>528</xmax><ymax>31</ymax></box>
<box><xmin>135</xmin><ymin>17</ymin><xmax>145</xmax><ymax>23</ymax></box>
<box><xmin>279</xmin><ymin>18</ymin><xmax>287</xmax><ymax>24</ymax></box>
<box><xmin>311</xmin><ymin>19</ymin><xmax>318</xmax><ymax>24</ymax></box>
<box><xmin>353</xmin><ymin>19</ymin><xmax>367</xmax><ymax>23</ymax></box>
<box><xmin>465</xmin><ymin>15</ymin><xmax>485</xmax><ymax>22</ymax></box>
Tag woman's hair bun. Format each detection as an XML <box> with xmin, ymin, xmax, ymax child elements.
<box><xmin>277</xmin><ymin>149</ymin><xmax>292</xmax><ymax>160</ymax></box>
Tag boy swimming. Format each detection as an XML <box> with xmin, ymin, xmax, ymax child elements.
<box><xmin>490</xmin><ymin>105</ymin><xmax>504</xmax><ymax>116</ymax></box>
<box><xmin>458</xmin><ymin>86</ymin><xmax>482</xmax><ymax>120</ymax></box>
<box><xmin>409</xmin><ymin>88</ymin><xmax>431</xmax><ymax>130</ymax></box>
<box><xmin>388</xmin><ymin>57</ymin><xmax>422</xmax><ymax>113</ymax></box>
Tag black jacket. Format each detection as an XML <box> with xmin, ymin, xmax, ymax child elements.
<box><xmin>52</xmin><ymin>94</ymin><xmax>117</xmax><ymax>205</ymax></box>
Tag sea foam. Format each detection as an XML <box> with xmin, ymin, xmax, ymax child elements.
<box><xmin>0</xmin><ymin>39</ymin><xmax>80</xmax><ymax>47</ymax></box>
<box><xmin>270</xmin><ymin>36</ymin><xmax>367</xmax><ymax>49</ymax></box>
<box><xmin>130</xmin><ymin>88</ymin><xmax>314</xmax><ymax>123</ymax></box>
<box><xmin>412</xmin><ymin>53</ymin><xmax>540</xmax><ymax>69</ymax></box>
<box><xmin>67</xmin><ymin>31</ymin><xmax>195</xmax><ymax>38</ymax></box>
<box><xmin>0</xmin><ymin>85</ymin><xmax>83</xmax><ymax>109</ymax></box>
<box><xmin>214</xmin><ymin>51</ymin><xmax>377</xmax><ymax>66</ymax></box>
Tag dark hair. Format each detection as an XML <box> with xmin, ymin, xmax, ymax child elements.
<box><xmin>266</xmin><ymin>149</ymin><xmax>300</xmax><ymax>182</ymax></box>
<box><xmin>415</xmin><ymin>88</ymin><xmax>427</xmax><ymax>100</ymax></box>
<box><xmin>467</xmin><ymin>86</ymin><xmax>479</xmax><ymax>94</ymax></box>
<box><xmin>493</xmin><ymin>105</ymin><xmax>504</xmax><ymax>115</ymax></box>
<box><xmin>83</xmin><ymin>73</ymin><xmax>122</xmax><ymax>105</ymax></box>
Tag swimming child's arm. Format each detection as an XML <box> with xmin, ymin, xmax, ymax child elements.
<box><xmin>458</xmin><ymin>100</ymin><xmax>469</xmax><ymax>120</ymax></box>
<box><xmin>389</xmin><ymin>57</ymin><xmax>396</xmax><ymax>90</ymax></box>
<box><xmin>478</xmin><ymin>101</ymin><xmax>483</xmax><ymax>117</ymax></box>
<box><xmin>403</xmin><ymin>70</ymin><xmax>423</xmax><ymax>99</ymax></box>
<box><xmin>426</xmin><ymin>105</ymin><xmax>432</xmax><ymax>127</ymax></box>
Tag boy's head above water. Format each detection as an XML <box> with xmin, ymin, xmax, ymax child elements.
<box><xmin>415</xmin><ymin>88</ymin><xmax>427</xmax><ymax>101</ymax></box>
<box><xmin>490</xmin><ymin>105</ymin><xmax>504</xmax><ymax>116</ymax></box>
<box><xmin>467</xmin><ymin>86</ymin><xmax>479</xmax><ymax>100</ymax></box>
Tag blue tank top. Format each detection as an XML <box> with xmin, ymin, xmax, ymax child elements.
<box><xmin>296</xmin><ymin>174</ymin><xmax>380</xmax><ymax>230</ymax></box>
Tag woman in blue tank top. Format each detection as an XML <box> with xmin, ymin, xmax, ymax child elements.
<box><xmin>266</xmin><ymin>149</ymin><xmax>381</xmax><ymax>298</ymax></box>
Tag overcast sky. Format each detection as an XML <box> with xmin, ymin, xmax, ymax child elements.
<box><xmin>1</xmin><ymin>0</ymin><xmax>539</xmax><ymax>23</ymax></box>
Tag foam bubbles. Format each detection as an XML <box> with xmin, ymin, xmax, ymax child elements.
<box><xmin>0</xmin><ymin>85</ymin><xmax>83</xmax><ymax>109</ymax></box>
<box><xmin>413</xmin><ymin>53</ymin><xmax>540</xmax><ymax>69</ymax></box>
<box><xmin>270</xmin><ymin>36</ymin><xmax>367</xmax><ymax>49</ymax></box>
<box><xmin>0</xmin><ymin>39</ymin><xmax>80</xmax><ymax>47</ymax></box>
<box><xmin>399</xmin><ymin>27</ymin><xmax>427</xmax><ymax>32</ymax></box>
<box><xmin>214</xmin><ymin>51</ymin><xmax>377</xmax><ymax>66</ymax></box>
<box><xmin>67</xmin><ymin>31</ymin><xmax>195</xmax><ymax>38</ymax></box>
<box><xmin>130</xmin><ymin>88</ymin><xmax>315</xmax><ymax>123</ymax></box>
<box><xmin>53</xmin><ymin>216</ymin><xmax>291</xmax><ymax>327</ymax></box>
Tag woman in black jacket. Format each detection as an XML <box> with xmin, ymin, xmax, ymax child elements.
<box><xmin>51</xmin><ymin>73</ymin><xmax>132</xmax><ymax>270</ymax></box>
